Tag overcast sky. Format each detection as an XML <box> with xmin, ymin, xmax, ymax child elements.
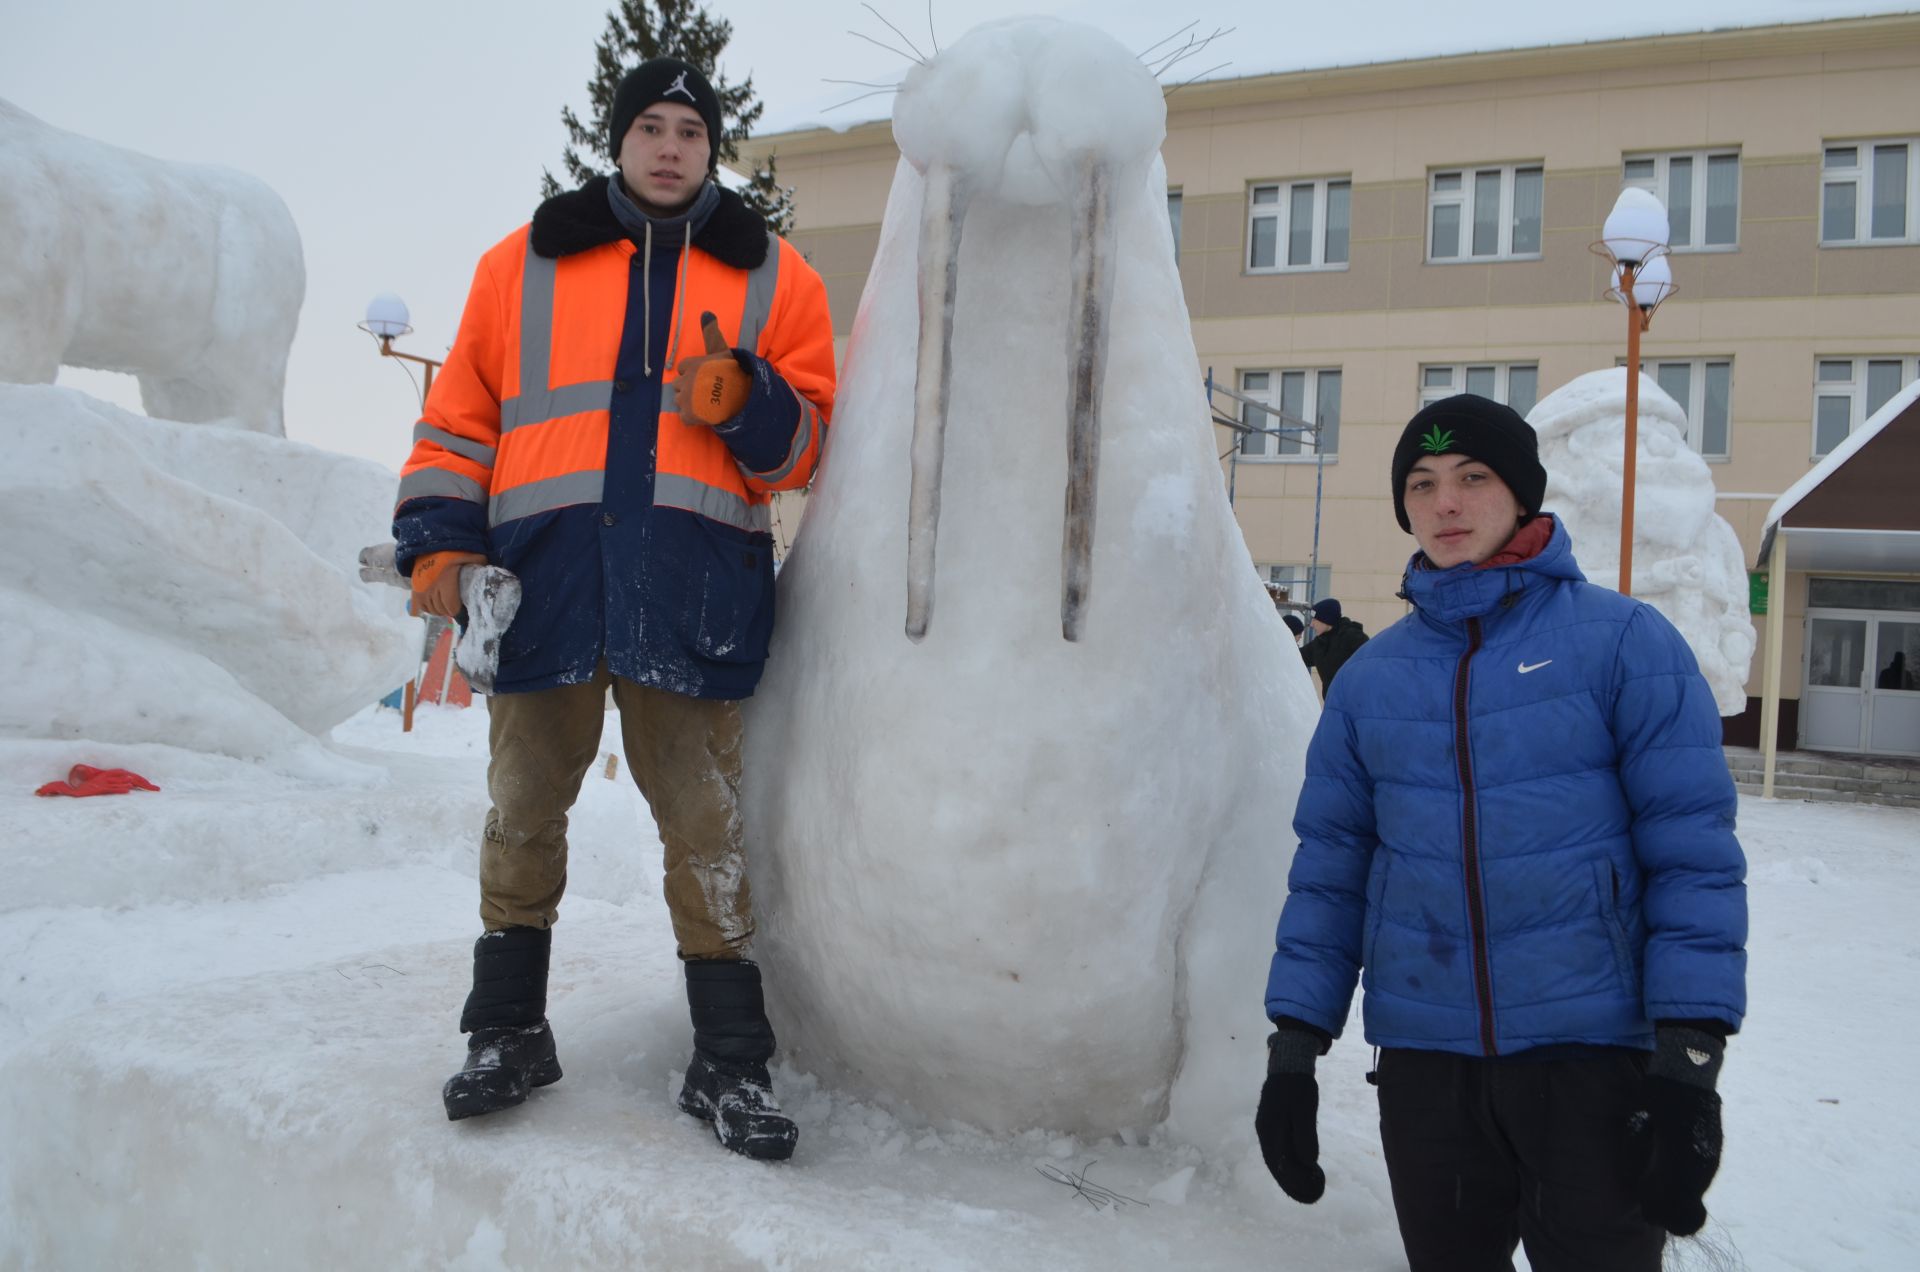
<box><xmin>2</xmin><ymin>0</ymin><xmax>1898</xmax><ymax>470</ymax></box>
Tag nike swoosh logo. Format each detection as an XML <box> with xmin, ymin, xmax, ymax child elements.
<box><xmin>1517</xmin><ymin>659</ymin><xmax>1553</xmax><ymax>674</ymax></box>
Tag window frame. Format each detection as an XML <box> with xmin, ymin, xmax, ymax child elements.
<box><xmin>1418</xmin><ymin>362</ymin><xmax>1541</xmax><ymax>418</ymax></box>
<box><xmin>1246</xmin><ymin>175</ymin><xmax>1353</xmax><ymax>274</ymax></box>
<box><xmin>1811</xmin><ymin>356</ymin><xmax>1920</xmax><ymax>456</ymax></box>
<box><xmin>1167</xmin><ymin>188</ymin><xmax>1183</xmax><ymax>266</ymax></box>
<box><xmin>1820</xmin><ymin>138</ymin><xmax>1920</xmax><ymax>246</ymax></box>
<box><xmin>1260</xmin><ymin>563</ymin><xmax>1333</xmax><ymax>606</ymax></box>
<box><xmin>1643</xmin><ymin>357</ymin><xmax>1736</xmax><ymax>460</ymax></box>
<box><xmin>1621</xmin><ymin>149</ymin><xmax>1741</xmax><ymax>252</ymax></box>
<box><xmin>1425</xmin><ymin>163</ymin><xmax>1545</xmax><ymax>264</ymax></box>
<box><xmin>1237</xmin><ymin>366</ymin><xmax>1343</xmax><ymax>462</ymax></box>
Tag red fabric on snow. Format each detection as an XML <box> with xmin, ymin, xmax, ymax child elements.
<box><xmin>34</xmin><ymin>765</ymin><xmax>161</xmax><ymax>798</ymax></box>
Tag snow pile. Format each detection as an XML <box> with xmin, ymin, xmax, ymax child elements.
<box><xmin>0</xmin><ymin>98</ymin><xmax>303</xmax><ymax>436</ymax></box>
<box><xmin>0</xmin><ymin>384</ymin><xmax>419</xmax><ymax>774</ymax></box>
<box><xmin>3</xmin><ymin>703</ymin><xmax>1916</xmax><ymax>1269</ymax></box>
<box><xmin>743</xmin><ymin>17</ymin><xmax>1315</xmax><ymax>1150</ymax></box>
<box><xmin>1531</xmin><ymin>368</ymin><xmax>1756</xmax><ymax>714</ymax></box>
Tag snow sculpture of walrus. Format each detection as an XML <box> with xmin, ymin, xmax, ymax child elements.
<box><xmin>741</xmin><ymin>18</ymin><xmax>1315</xmax><ymax>1146</ymax></box>
<box><xmin>0</xmin><ymin>98</ymin><xmax>303</xmax><ymax>436</ymax></box>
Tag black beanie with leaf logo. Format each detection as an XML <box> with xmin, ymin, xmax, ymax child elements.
<box><xmin>1390</xmin><ymin>394</ymin><xmax>1547</xmax><ymax>533</ymax></box>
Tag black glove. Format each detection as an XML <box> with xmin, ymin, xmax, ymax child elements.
<box><xmin>1255</xmin><ymin>1025</ymin><xmax>1329</xmax><ymax>1204</ymax></box>
<box><xmin>1624</xmin><ymin>1025</ymin><xmax>1726</xmax><ymax>1236</ymax></box>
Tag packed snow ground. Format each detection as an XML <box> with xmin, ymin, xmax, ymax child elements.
<box><xmin>2</xmin><ymin>702</ymin><xmax>1915</xmax><ymax>1270</ymax></box>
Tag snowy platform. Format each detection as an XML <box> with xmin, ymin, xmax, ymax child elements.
<box><xmin>3</xmin><ymin>706</ymin><xmax>1917</xmax><ymax>1269</ymax></box>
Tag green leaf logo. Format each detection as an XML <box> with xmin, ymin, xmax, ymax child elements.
<box><xmin>1419</xmin><ymin>425</ymin><xmax>1455</xmax><ymax>454</ymax></box>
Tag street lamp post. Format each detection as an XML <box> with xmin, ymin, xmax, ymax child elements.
<box><xmin>358</xmin><ymin>293</ymin><xmax>443</xmax><ymax>406</ymax></box>
<box><xmin>1591</xmin><ymin>189</ymin><xmax>1677</xmax><ymax>597</ymax></box>
<box><xmin>358</xmin><ymin>293</ymin><xmax>445</xmax><ymax>732</ymax></box>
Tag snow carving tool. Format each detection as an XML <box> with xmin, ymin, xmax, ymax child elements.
<box><xmin>357</xmin><ymin>541</ymin><xmax>520</xmax><ymax>693</ymax></box>
<box><xmin>905</xmin><ymin>161</ymin><xmax>971</xmax><ymax>643</ymax></box>
<box><xmin>1060</xmin><ymin>154</ymin><xmax>1117</xmax><ymax>643</ymax></box>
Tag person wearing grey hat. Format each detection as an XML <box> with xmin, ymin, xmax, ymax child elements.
<box><xmin>1256</xmin><ymin>394</ymin><xmax>1747</xmax><ymax>1269</ymax></box>
<box><xmin>401</xmin><ymin>55</ymin><xmax>837</xmax><ymax>1162</ymax></box>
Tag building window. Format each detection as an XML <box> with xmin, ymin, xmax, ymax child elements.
<box><xmin>1813</xmin><ymin>356</ymin><xmax>1919</xmax><ymax>455</ymax></box>
<box><xmin>1261</xmin><ymin>563</ymin><xmax>1332</xmax><ymax>605</ymax></box>
<box><xmin>1427</xmin><ymin>164</ymin><xmax>1543</xmax><ymax>262</ymax></box>
<box><xmin>1419</xmin><ymin>363</ymin><xmax>1540</xmax><ymax>418</ymax></box>
<box><xmin>1167</xmin><ymin>189</ymin><xmax>1183</xmax><ymax>265</ymax></box>
<box><xmin>1248</xmin><ymin>177</ymin><xmax>1351</xmax><ymax>272</ymax></box>
<box><xmin>1822</xmin><ymin>139</ymin><xmax>1919</xmax><ymax>245</ymax></box>
<box><xmin>1238</xmin><ymin>369</ymin><xmax>1342</xmax><ymax>459</ymax></box>
<box><xmin>1622</xmin><ymin>150</ymin><xmax>1739</xmax><ymax>249</ymax></box>
<box><xmin>1649</xmin><ymin>359</ymin><xmax>1733</xmax><ymax>459</ymax></box>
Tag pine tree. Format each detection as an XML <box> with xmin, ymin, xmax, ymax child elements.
<box><xmin>543</xmin><ymin>0</ymin><xmax>796</xmax><ymax>234</ymax></box>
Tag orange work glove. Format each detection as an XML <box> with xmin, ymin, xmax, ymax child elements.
<box><xmin>36</xmin><ymin>765</ymin><xmax>161</xmax><ymax>797</ymax></box>
<box><xmin>672</xmin><ymin>311</ymin><xmax>752</xmax><ymax>427</ymax></box>
<box><xmin>410</xmin><ymin>550</ymin><xmax>487</xmax><ymax>618</ymax></box>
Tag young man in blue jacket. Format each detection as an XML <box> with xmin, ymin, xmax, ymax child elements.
<box><xmin>1256</xmin><ymin>394</ymin><xmax>1747</xmax><ymax>1271</ymax></box>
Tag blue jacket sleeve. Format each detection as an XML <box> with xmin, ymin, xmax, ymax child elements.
<box><xmin>711</xmin><ymin>351</ymin><xmax>808</xmax><ymax>478</ymax></box>
<box><xmin>1265</xmin><ymin>703</ymin><xmax>1378</xmax><ymax>1037</ymax></box>
<box><xmin>1611</xmin><ymin>604</ymin><xmax>1748</xmax><ymax>1032</ymax></box>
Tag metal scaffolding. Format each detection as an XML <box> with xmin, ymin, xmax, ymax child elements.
<box><xmin>1205</xmin><ymin>368</ymin><xmax>1329</xmax><ymax>605</ymax></box>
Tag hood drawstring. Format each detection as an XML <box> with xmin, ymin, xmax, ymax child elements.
<box><xmin>641</xmin><ymin>221</ymin><xmax>654</xmax><ymax>377</ymax></box>
<box><xmin>639</xmin><ymin>221</ymin><xmax>696</xmax><ymax>381</ymax></box>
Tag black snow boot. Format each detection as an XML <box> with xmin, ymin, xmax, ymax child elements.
<box><xmin>676</xmin><ymin>959</ymin><xmax>798</xmax><ymax>1161</ymax></box>
<box><xmin>442</xmin><ymin>926</ymin><xmax>562</xmax><ymax>1121</ymax></box>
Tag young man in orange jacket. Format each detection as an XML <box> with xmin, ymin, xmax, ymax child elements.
<box><xmin>393</xmin><ymin>58</ymin><xmax>835</xmax><ymax>1161</ymax></box>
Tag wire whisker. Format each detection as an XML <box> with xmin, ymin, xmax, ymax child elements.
<box><xmin>823</xmin><ymin>87</ymin><xmax>903</xmax><ymax>112</ymax></box>
<box><xmin>1137</xmin><ymin>20</ymin><xmax>1199</xmax><ymax>61</ymax></box>
<box><xmin>822</xmin><ymin>76</ymin><xmax>904</xmax><ymax>89</ymax></box>
<box><xmin>848</xmin><ymin>28</ymin><xmax>925</xmax><ymax>65</ymax></box>
<box><xmin>863</xmin><ymin>2</ymin><xmax>927</xmax><ymax>62</ymax></box>
<box><xmin>1163</xmin><ymin>60</ymin><xmax>1232</xmax><ymax>96</ymax></box>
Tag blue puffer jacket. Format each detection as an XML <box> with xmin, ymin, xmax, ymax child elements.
<box><xmin>1265</xmin><ymin>518</ymin><xmax>1747</xmax><ymax>1054</ymax></box>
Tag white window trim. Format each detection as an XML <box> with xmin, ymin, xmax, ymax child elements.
<box><xmin>1811</xmin><ymin>356</ymin><xmax>1920</xmax><ymax>457</ymax></box>
<box><xmin>1238</xmin><ymin>367</ymin><xmax>1342</xmax><ymax>463</ymax></box>
<box><xmin>1820</xmin><ymin>137</ymin><xmax>1920</xmax><ymax>247</ymax></box>
<box><xmin>1425</xmin><ymin>163</ymin><xmax>1544</xmax><ymax>264</ymax></box>
<box><xmin>1247</xmin><ymin>176</ymin><xmax>1352</xmax><ymax>274</ymax></box>
<box><xmin>1634</xmin><ymin>357</ymin><xmax>1736</xmax><ymax>461</ymax></box>
<box><xmin>1622</xmin><ymin>149</ymin><xmax>1741</xmax><ymax>253</ymax></box>
<box><xmin>1167</xmin><ymin>188</ymin><xmax>1183</xmax><ymax>266</ymax></box>
<box><xmin>1418</xmin><ymin>362</ymin><xmax>1540</xmax><ymax>415</ymax></box>
<box><xmin>1261</xmin><ymin>563</ymin><xmax>1333</xmax><ymax>605</ymax></box>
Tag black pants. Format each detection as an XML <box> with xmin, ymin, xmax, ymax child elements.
<box><xmin>1375</xmin><ymin>1048</ymin><xmax>1666</xmax><ymax>1272</ymax></box>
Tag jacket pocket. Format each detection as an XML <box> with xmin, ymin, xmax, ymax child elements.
<box><xmin>661</xmin><ymin>514</ymin><xmax>775</xmax><ymax>665</ymax></box>
<box><xmin>1363</xmin><ymin>852</ymin><xmax>1392</xmax><ymax>979</ymax></box>
<box><xmin>1593</xmin><ymin>859</ymin><xmax>1638</xmax><ymax>996</ymax></box>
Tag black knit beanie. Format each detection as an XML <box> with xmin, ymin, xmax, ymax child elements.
<box><xmin>1390</xmin><ymin>394</ymin><xmax>1546</xmax><ymax>533</ymax></box>
<box><xmin>608</xmin><ymin>58</ymin><xmax>723</xmax><ymax>174</ymax></box>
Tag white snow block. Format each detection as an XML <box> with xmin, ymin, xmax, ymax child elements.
<box><xmin>0</xmin><ymin>97</ymin><xmax>303</xmax><ymax>435</ymax></box>
<box><xmin>741</xmin><ymin>19</ymin><xmax>1314</xmax><ymax>1143</ymax></box>
<box><xmin>0</xmin><ymin>384</ymin><xmax>419</xmax><ymax>756</ymax></box>
<box><xmin>1531</xmin><ymin>368</ymin><xmax>1756</xmax><ymax>715</ymax></box>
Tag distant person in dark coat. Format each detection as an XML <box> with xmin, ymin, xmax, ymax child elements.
<box><xmin>1300</xmin><ymin>598</ymin><xmax>1368</xmax><ymax>692</ymax></box>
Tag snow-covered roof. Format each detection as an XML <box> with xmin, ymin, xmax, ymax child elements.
<box><xmin>1764</xmin><ymin>378</ymin><xmax>1920</xmax><ymax>535</ymax></box>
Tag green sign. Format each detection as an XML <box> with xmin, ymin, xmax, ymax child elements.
<box><xmin>1749</xmin><ymin>570</ymin><xmax>1769</xmax><ymax>616</ymax></box>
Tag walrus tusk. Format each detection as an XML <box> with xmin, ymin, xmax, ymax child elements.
<box><xmin>905</xmin><ymin>161</ymin><xmax>970</xmax><ymax>642</ymax></box>
<box><xmin>1061</xmin><ymin>155</ymin><xmax>1115</xmax><ymax>642</ymax></box>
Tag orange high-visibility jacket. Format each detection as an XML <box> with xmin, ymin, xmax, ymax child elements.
<box><xmin>392</xmin><ymin>178</ymin><xmax>835</xmax><ymax>698</ymax></box>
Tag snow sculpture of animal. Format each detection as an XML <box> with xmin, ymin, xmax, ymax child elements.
<box><xmin>0</xmin><ymin>98</ymin><xmax>303</xmax><ymax>436</ymax></box>
<box><xmin>741</xmin><ymin>18</ymin><xmax>1315</xmax><ymax>1144</ymax></box>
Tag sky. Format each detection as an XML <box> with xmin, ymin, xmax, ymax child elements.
<box><xmin>2</xmin><ymin>0</ymin><xmax>1901</xmax><ymax>472</ymax></box>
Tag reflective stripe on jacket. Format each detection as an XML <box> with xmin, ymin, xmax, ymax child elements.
<box><xmin>1265</xmin><ymin>517</ymin><xmax>1747</xmax><ymax>1053</ymax></box>
<box><xmin>391</xmin><ymin>179</ymin><xmax>834</xmax><ymax>698</ymax></box>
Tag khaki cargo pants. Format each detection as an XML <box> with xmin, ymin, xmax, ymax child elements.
<box><xmin>480</xmin><ymin>662</ymin><xmax>752</xmax><ymax>960</ymax></box>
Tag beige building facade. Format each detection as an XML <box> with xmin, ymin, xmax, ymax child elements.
<box><xmin>742</xmin><ymin>14</ymin><xmax>1920</xmax><ymax>754</ymax></box>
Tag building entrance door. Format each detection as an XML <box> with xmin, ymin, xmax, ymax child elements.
<box><xmin>1802</xmin><ymin>610</ymin><xmax>1920</xmax><ymax>756</ymax></box>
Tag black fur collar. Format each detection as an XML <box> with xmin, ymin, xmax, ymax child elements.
<box><xmin>529</xmin><ymin>175</ymin><xmax>770</xmax><ymax>269</ymax></box>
